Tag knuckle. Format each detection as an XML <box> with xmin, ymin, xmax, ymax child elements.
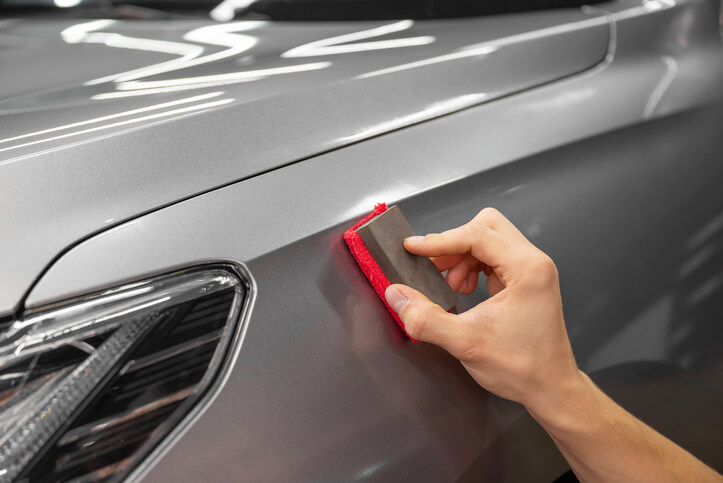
<box><xmin>478</xmin><ymin>207</ymin><xmax>501</xmax><ymax>222</ymax></box>
<box><xmin>475</xmin><ymin>207</ymin><xmax>503</xmax><ymax>229</ymax></box>
<box><xmin>467</xmin><ymin>219</ymin><xmax>489</xmax><ymax>238</ymax></box>
<box><xmin>529</xmin><ymin>252</ymin><xmax>558</xmax><ymax>285</ymax></box>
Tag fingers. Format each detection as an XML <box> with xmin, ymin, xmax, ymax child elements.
<box><xmin>431</xmin><ymin>254</ymin><xmax>466</xmax><ymax>272</ymax></box>
<box><xmin>485</xmin><ymin>271</ymin><xmax>505</xmax><ymax>297</ymax></box>
<box><xmin>404</xmin><ymin>208</ymin><xmax>529</xmax><ymax>285</ymax></box>
<box><xmin>385</xmin><ymin>284</ymin><xmax>465</xmax><ymax>350</ymax></box>
<box><xmin>408</xmin><ymin>223</ymin><xmax>522</xmax><ymax>284</ymax></box>
<box><xmin>446</xmin><ymin>256</ymin><xmax>480</xmax><ymax>292</ymax></box>
<box><xmin>462</xmin><ymin>270</ymin><xmax>479</xmax><ymax>295</ymax></box>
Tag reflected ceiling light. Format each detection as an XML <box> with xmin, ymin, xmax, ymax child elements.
<box><xmin>61</xmin><ymin>20</ymin><xmax>115</xmax><ymax>43</ymax></box>
<box><xmin>340</xmin><ymin>93</ymin><xmax>488</xmax><ymax>144</ymax></box>
<box><xmin>0</xmin><ymin>92</ymin><xmax>224</xmax><ymax>145</ymax></box>
<box><xmin>359</xmin><ymin>15</ymin><xmax>610</xmax><ymax>79</ymax></box>
<box><xmin>643</xmin><ymin>55</ymin><xmax>678</xmax><ymax>119</ymax></box>
<box><xmin>0</xmin><ymin>99</ymin><xmax>233</xmax><ymax>154</ymax></box>
<box><xmin>359</xmin><ymin>45</ymin><xmax>497</xmax><ymax>78</ymax></box>
<box><xmin>601</xmin><ymin>0</ymin><xmax>675</xmax><ymax>21</ymax></box>
<box><xmin>87</xmin><ymin>21</ymin><xmax>265</xmax><ymax>85</ymax></box>
<box><xmin>643</xmin><ymin>0</ymin><xmax>675</xmax><ymax>10</ymax></box>
<box><xmin>63</xmin><ymin>23</ymin><xmax>199</xmax><ymax>60</ymax></box>
<box><xmin>115</xmin><ymin>61</ymin><xmax>331</xmax><ymax>90</ymax></box>
<box><xmin>54</xmin><ymin>0</ymin><xmax>82</xmax><ymax>7</ymax></box>
<box><xmin>210</xmin><ymin>0</ymin><xmax>255</xmax><ymax>21</ymax></box>
<box><xmin>61</xmin><ymin>21</ymin><xmax>204</xmax><ymax>88</ymax></box>
<box><xmin>92</xmin><ymin>83</ymin><xmax>239</xmax><ymax>99</ymax></box>
<box><xmin>282</xmin><ymin>20</ymin><xmax>434</xmax><ymax>58</ymax></box>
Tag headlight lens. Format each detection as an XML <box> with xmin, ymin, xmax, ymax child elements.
<box><xmin>0</xmin><ymin>267</ymin><xmax>247</xmax><ymax>482</ymax></box>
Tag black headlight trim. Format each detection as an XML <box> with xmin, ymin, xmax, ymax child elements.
<box><xmin>0</xmin><ymin>263</ymin><xmax>255</xmax><ymax>483</ymax></box>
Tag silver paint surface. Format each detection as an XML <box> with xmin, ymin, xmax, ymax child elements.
<box><xmin>4</xmin><ymin>0</ymin><xmax>723</xmax><ymax>480</ymax></box>
<box><xmin>0</xmin><ymin>9</ymin><xmax>608</xmax><ymax>316</ymax></box>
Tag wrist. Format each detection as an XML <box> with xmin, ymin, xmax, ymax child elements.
<box><xmin>524</xmin><ymin>369</ymin><xmax>595</xmax><ymax>434</ymax></box>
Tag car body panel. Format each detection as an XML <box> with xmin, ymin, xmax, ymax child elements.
<box><xmin>3</xmin><ymin>0</ymin><xmax>723</xmax><ymax>480</ymax></box>
<box><xmin>16</xmin><ymin>0</ymin><xmax>723</xmax><ymax>479</ymax></box>
<box><xmin>0</xmin><ymin>9</ymin><xmax>610</xmax><ymax>316</ymax></box>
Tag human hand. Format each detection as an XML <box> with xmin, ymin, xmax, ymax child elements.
<box><xmin>384</xmin><ymin>208</ymin><xmax>581</xmax><ymax>410</ymax></box>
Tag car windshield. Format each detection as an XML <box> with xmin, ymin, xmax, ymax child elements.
<box><xmin>0</xmin><ymin>0</ymin><xmax>603</xmax><ymax>21</ymax></box>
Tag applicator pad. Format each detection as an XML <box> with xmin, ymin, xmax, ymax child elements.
<box><xmin>344</xmin><ymin>203</ymin><xmax>458</xmax><ymax>339</ymax></box>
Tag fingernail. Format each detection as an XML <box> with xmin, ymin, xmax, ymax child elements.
<box><xmin>385</xmin><ymin>286</ymin><xmax>408</xmax><ymax>313</ymax></box>
<box><xmin>405</xmin><ymin>235</ymin><xmax>425</xmax><ymax>244</ymax></box>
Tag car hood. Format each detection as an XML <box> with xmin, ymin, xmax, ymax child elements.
<box><xmin>0</xmin><ymin>12</ymin><xmax>608</xmax><ymax>316</ymax></box>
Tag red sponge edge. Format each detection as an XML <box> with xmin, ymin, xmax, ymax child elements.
<box><xmin>344</xmin><ymin>202</ymin><xmax>416</xmax><ymax>341</ymax></box>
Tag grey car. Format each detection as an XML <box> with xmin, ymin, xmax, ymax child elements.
<box><xmin>0</xmin><ymin>0</ymin><xmax>722</xmax><ymax>481</ymax></box>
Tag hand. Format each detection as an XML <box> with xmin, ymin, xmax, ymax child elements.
<box><xmin>385</xmin><ymin>208</ymin><xmax>723</xmax><ymax>482</ymax></box>
<box><xmin>384</xmin><ymin>208</ymin><xmax>581</xmax><ymax>410</ymax></box>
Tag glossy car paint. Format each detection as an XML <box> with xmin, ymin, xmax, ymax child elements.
<box><xmin>0</xmin><ymin>9</ymin><xmax>609</xmax><ymax>315</ymax></box>
<box><xmin>3</xmin><ymin>0</ymin><xmax>723</xmax><ymax>480</ymax></box>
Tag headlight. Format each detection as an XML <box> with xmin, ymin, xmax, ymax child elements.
<box><xmin>0</xmin><ymin>266</ymin><xmax>248</xmax><ymax>482</ymax></box>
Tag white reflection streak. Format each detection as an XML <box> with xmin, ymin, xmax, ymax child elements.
<box><xmin>210</xmin><ymin>0</ymin><xmax>254</xmax><ymax>21</ymax></box>
<box><xmin>61</xmin><ymin>21</ymin><xmax>204</xmax><ymax>85</ymax></box>
<box><xmin>92</xmin><ymin>83</ymin><xmax>240</xmax><ymax>99</ymax></box>
<box><xmin>360</xmin><ymin>45</ymin><xmax>497</xmax><ymax>78</ymax></box>
<box><xmin>282</xmin><ymin>20</ymin><xmax>433</xmax><ymax>58</ymax></box>
<box><xmin>642</xmin><ymin>0</ymin><xmax>676</xmax><ymax>11</ymax></box>
<box><xmin>643</xmin><ymin>55</ymin><xmax>678</xmax><ymax>119</ymax></box>
<box><xmin>340</xmin><ymin>93</ymin><xmax>488</xmax><ymax>144</ymax></box>
<box><xmin>55</xmin><ymin>0</ymin><xmax>81</xmax><ymax>7</ymax></box>
<box><xmin>360</xmin><ymin>16</ymin><xmax>609</xmax><ymax>78</ymax></box>
<box><xmin>0</xmin><ymin>92</ymin><xmax>224</xmax><ymax>145</ymax></box>
<box><xmin>87</xmin><ymin>22</ymin><xmax>264</xmax><ymax>85</ymax></box>
<box><xmin>612</xmin><ymin>0</ymin><xmax>676</xmax><ymax>20</ymax></box>
<box><xmin>114</xmin><ymin>62</ymin><xmax>332</xmax><ymax>90</ymax></box>
<box><xmin>61</xmin><ymin>19</ymin><xmax>114</xmax><ymax>42</ymax></box>
<box><xmin>0</xmin><ymin>99</ymin><xmax>233</xmax><ymax>153</ymax></box>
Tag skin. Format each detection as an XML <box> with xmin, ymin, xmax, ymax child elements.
<box><xmin>384</xmin><ymin>208</ymin><xmax>722</xmax><ymax>483</ymax></box>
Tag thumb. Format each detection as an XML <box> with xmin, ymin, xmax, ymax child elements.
<box><xmin>385</xmin><ymin>284</ymin><xmax>462</xmax><ymax>349</ymax></box>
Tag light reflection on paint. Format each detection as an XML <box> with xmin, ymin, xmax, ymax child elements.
<box><xmin>87</xmin><ymin>22</ymin><xmax>265</xmax><ymax>85</ymax></box>
<box><xmin>339</xmin><ymin>93</ymin><xmax>488</xmax><ymax>144</ymax></box>
<box><xmin>114</xmin><ymin>62</ymin><xmax>332</xmax><ymax>91</ymax></box>
<box><xmin>210</xmin><ymin>0</ymin><xmax>255</xmax><ymax>21</ymax></box>
<box><xmin>522</xmin><ymin>87</ymin><xmax>596</xmax><ymax>112</ymax></box>
<box><xmin>643</xmin><ymin>0</ymin><xmax>676</xmax><ymax>11</ymax></box>
<box><xmin>61</xmin><ymin>21</ymin><xmax>204</xmax><ymax>67</ymax></box>
<box><xmin>54</xmin><ymin>0</ymin><xmax>82</xmax><ymax>7</ymax></box>
<box><xmin>282</xmin><ymin>20</ymin><xmax>434</xmax><ymax>58</ymax></box>
<box><xmin>613</xmin><ymin>0</ymin><xmax>676</xmax><ymax>20</ymax></box>
<box><xmin>359</xmin><ymin>16</ymin><xmax>609</xmax><ymax>79</ymax></box>
<box><xmin>0</xmin><ymin>92</ymin><xmax>225</xmax><ymax>145</ymax></box>
<box><xmin>91</xmin><ymin>83</ymin><xmax>238</xmax><ymax>99</ymax></box>
<box><xmin>60</xmin><ymin>19</ymin><xmax>438</xmax><ymax>100</ymax></box>
<box><xmin>643</xmin><ymin>55</ymin><xmax>678</xmax><ymax>119</ymax></box>
<box><xmin>0</xmin><ymin>99</ymin><xmax>234</xmax><ymax>154</ymax></box>
<box><xmin>360</xmin><ymin>45</ymin><xmax>496</xmax><ymax>78</ymax></box>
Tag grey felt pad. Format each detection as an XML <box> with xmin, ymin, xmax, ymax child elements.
<box><xmin>357</xmin><ymin>205</ymin><xmax>458</xmax><ymax>311</ymax></box>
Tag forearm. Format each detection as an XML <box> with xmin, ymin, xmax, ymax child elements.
<box><xmin>526</xmin><ymin>371</ymin><xmax>721</xmax><ymax>483</ymax></box>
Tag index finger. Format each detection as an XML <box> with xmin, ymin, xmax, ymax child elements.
<box><xmin>470</xmin><ymin>207</ymin><xmax>530</xmax><ymax>246</ymax></box>
<box><xmin>405</xmin><ymin>222</ymin><xmax>524</xmax><ymax>283</ymax></box>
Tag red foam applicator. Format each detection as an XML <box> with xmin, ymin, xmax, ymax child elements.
<box><xmin>344</xmin><ymin>203</ymin><xmax>415</xmax><ymax>338</ymax></box>
<box><xmin>344</xmin><ymin>203</ymin><xmax>458</xmax><ymax>340</ymax></box>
